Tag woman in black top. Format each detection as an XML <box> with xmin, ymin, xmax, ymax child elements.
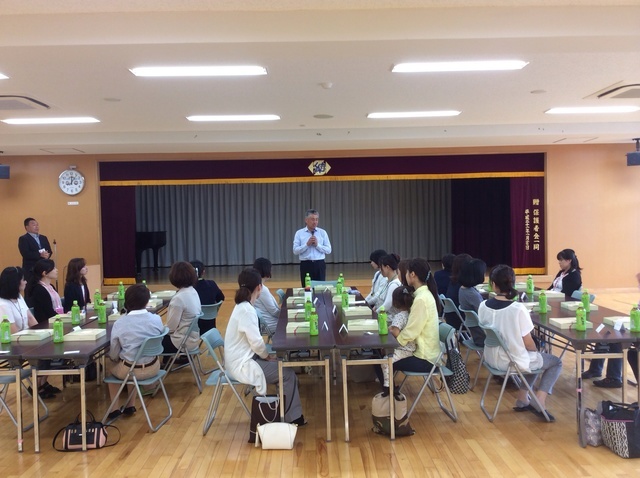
<box><xmin>549</xmin><ymin>249</ymin><xmax>582</xmax><ymax>298</ymax></box>
<box><xmin>63</xmin><ymin>257</ymin><xmax>91</xmax><ymax>312</ymax></box>
<box><xmin>26</xmin><ymin>259</ymin><xmax>63</xmax><ymax>323</ymax></box>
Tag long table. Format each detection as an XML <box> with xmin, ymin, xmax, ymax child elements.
<box><xmin>271</xmin><ymin>288</ymin><xmax>399</xmax><ymax>441</ymax></box>
<box><xmin>4</xmin><ymin>300</ymin><xmax>168</xmax><ymax>452</ymax></box>
<box><xmin>529</xmin><ymin>298</ymin><xmax>640</xmax><ymax>446</ymax></box>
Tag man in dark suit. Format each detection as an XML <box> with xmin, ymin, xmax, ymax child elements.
<box><xmin>18</xmin><ymin>217</ymin><xmax>52</xmax><ymax>283</ymax></box>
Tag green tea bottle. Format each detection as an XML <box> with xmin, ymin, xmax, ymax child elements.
<box><xmin>117</xmin><ymin>281</ymin><xmax>126</xmax><ymax>312</ymax></box>
<box><xmin>526</xmin><ymin>275</ymin><xmax>534</xmax><ymax>295</ymax></box>
<box><xmin>341</xmin><ymin>291</ymin><xmax>349</xmax><ymax>311</ymax></box>
<box><xmin>581</xmin><ymin>289</ymin><xmax>590</xmax><ymax>312</ymax></box>
<box><xmin>575</xmin><ymin>305</ymin><xmax>587</xmax><ymax>331</ymax></box>
<box><xmin>71</xmin><ymin>300</ymin><xmax>81</xmax><ymax>325</ymax></box>
<box><xmin>96</xmin><ymin>300</ymin><xmax>107</xmax><ymax>324</ymax></box>
<box><xmin>0</xmin><ymin>315</ymin><xmax>11</xmax><ymax>344</ymax></box>
<box><xmin>538</xmin><ymin>291</ymin><xmax>548</xmax><ymax>314</ymax></box>
<box><xmin>630</xmin><ymin>306</ymin><xmax>640</xmax><ymax>333</ymax></box>
<box><xmin>309</xmin><ymin>309</ymin><xmax>319</xmax><ymax>336</ymax></box>
<box><xmin>53</xmin><ymin>316</ymin><xmax>64</xmax><ymax>343</ymax></box>
<box><xmin>378</xmin><ymin>307</ymin><xmax>388</xmax><ymax>335</ymax></box>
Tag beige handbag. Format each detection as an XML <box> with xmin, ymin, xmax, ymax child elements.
<box><xmin>255</xmin><ymin>422</ymin><xmax>298</xmax><ymax>449</ymax></box>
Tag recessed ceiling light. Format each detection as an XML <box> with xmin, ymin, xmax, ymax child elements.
<box><xmin>130</xmin><ymin>66</ymin><xmax>267</xmax><ymax>77</ymax></box>
<box><xmin>313</xmin><ymin>114</ymin><xmax>334</xmax><ymax>119</ymax></box>
<box><xmin>392</xmin><ymin>60</ymin><xmax>528</xmax><ymax>73</ymax></box>
<box><xmin>545</xmin><ymin>106</ymin><xmax>640</xmax><ymax>114</ymax></box>
<box><xmin>0</xmin><ymin>73</ymin><xmax>8</xmax><ymax>80</ymax></box>
<box><xmin>1</xmin><ymin>117</ymin><xmax>100</xmax><ymax>125</ymax></box>
<box><xmin>367</xmin><ymin>111</ymin><xmax>461</xmax><ymax>119</ymax></box>
<box><xmin>187</xmin><ymin>114</ymin><xmax>280</xmax><ymax>122</ymax></box>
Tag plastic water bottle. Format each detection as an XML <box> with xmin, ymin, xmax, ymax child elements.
<box><xmin>71</xmin><ymin>300</ymin><xmax>81</xmax><ymax>325</ymax></box>
<box><xmin>377</xmin><ymin>306</ymin><xmax>388</xmax><ymax>335</ymax></box>
<box><xmin>304</xmin><ymin>273</ymin><xmax>311</xmax><ymax>289</ymax></box>
<box><xmin>0</xmin><ymin>315</ymin><xmax>11</xmax><ymax>344</ymax></box>
<box><xmin>142</xmin><ymin>280</ymin><xmax>148</xmax><ymax>288</ymax></box>
<box><xmin>117</xmin><ymin>281</ymin><xmax>125</xmax><ymax>312</ymax></box>
<box><xmin>304</xmin><ymin>299</ymin><xmax>312</xmax><ymax>321</ymax></box>
<box><xmin>526</xmin><ymin>275</ymin><xmax>534</xmax><ymax>295</ymax></box>
<box><xmin>538</xmin><ymin>291</ymin><xmax>548</xmax><ymax>314</ymax></box>
<box><xmin>53</xmin><ymin>316</ymin><xmax>64</xmax><ymax>343</ymax></box>
<box><xmin>575</xmin><ymin>305</ymin><xmax>587</xmax><ymax>331</ymax></box>
<box><xmin>310</xmin><ymin>310</ymin><xmax>319</xmax><ymax>336</ymax></box>
<box><xmin>581</xmin><ymin>289</ymin><xmax>590</xmax><ymax>313</ymax></box>
<box><xmin>93</xmin><ymin>289</ymin><xmax>101</xmax><ymax>307</ymax></box>
<box><xmin>96</xmin><ymin>300</ymin><xmax>107</xmax><ymax>324</ymax></box>
<box><xmin>487</xmin><ymin>280</ymin><xmax>493</xmax><ymax>293</ymax></box>
<box><xmin>630</xmin><ymin>306</ymin><xmax>640</xmax><ymax>333</ymax></box>
<box><xmin>341</xmin><ymin>291</ymin><xmax>349</xmax><ymax>311</ymax></box>
<box><xmin>336</xmin><ymin>276</ymin><xmax>343</xmax><ymax>295</ymax></box>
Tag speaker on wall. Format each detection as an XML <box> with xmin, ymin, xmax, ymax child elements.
<box><xmin>0</xmin><ymin>164</ymin><xmax>9</xmax><ymax>179</ymax></box>
<box><xmin>627</xmin><ymin>151</ymin><xmax>640</xmax><ymax>166</ymax></box>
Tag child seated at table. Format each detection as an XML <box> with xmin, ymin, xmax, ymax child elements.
<box><xmin>379</xmin><ymin>286</ymin><xmax>416</xmax><ymax>394</ymax></box>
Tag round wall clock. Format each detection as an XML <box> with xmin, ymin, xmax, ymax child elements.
<box><xmin>58</xmin><ymin>169</ymin><xmax>85</xmax><ymax>196</ymax></box>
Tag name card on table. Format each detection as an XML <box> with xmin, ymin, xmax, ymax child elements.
<box><xmin>549</xmin><ymin>318</ymin><xmax>594</xmax><ymax>329</ymax></box>
<box><xmin>65</xmin><ymin>329</ymin><xmax>107</xmax><ymax>341</ymax></box>
<box><xmin>514</xmin><ymin>282</ymin><xmax>528</xmax><ymax>292</ymax></box>
<box><xmin>343</xmin><ymin>307</ymin><xmax>373</xmax><ymax>319</ymax></box>
<box><xmin>533</xmin><ymin>290</ymin><xmax>565</xmax><ymax>299</ymax></box>
<box><xmin>108</xmin><ymin>312</ymin><xmax>121</xmax><ymax>321</ymax></box>
<box><xmin>560</xmin><ymin>301</ymin><xmax>599</xmax><ymax>311</ymax></box>
<box><xmin>151</xmin><ymin>290</ymin><xmax>176</xmax><ymax>299</ymax></box>
<box><xmin>286</xmin><ymin>322</ymin><xmax>310</xmax><ymax>334</ymax></box>
<box><xmin>602</xmin><ymin>316</ymin><xmax>630</xmax><ymax>328</ymax></box>
<box><xmin>345</xmin><ymin>319</ymin><xmax>378</xmax><ymax>331</ymax></box>
<box><xmin>11</xmin><ymin>329</ymin><xmax>53</xmax><ymax>341</ymax></box>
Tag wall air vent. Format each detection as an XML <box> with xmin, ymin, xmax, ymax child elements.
<box><xmin>0</xmin><ymin>95</ymin><xmax>50</xmax><ymax>111</ymax></box>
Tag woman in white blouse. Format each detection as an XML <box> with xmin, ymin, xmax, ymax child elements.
<box><xmin>372</xmin><ymin>254</ymin><xmax>402</xmax><ymax>313</ymax></box>
<box><xmin>365</xmin><ymin>249</ymin><xmax>388</xmax><ymax>306</ymax></box>
<box><xmin>0</xmin><ymin>266</ymin><xmax>58</xmax><ymax>398</ymax></box>
<box><xmin>252</xmin><ymin>257</ymin><xmax>280</xmax><ymax>331</ymax></box>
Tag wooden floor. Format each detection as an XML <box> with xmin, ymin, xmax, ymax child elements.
<box><xmin>2</xmin><ymin>285</ymin><xmax>640</xmax><ymax>477</ymax></box>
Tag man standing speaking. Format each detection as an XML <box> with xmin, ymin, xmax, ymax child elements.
<box><xmin>293</xmin><ymin>209</ymin><xmax>332</xmax><ymax>287</ymax></box>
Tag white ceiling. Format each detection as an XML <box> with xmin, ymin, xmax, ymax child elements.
<box><xmin>0</xmin><ymin>1</ymin><xmax>639</xmax><ymax>156</ymax></box>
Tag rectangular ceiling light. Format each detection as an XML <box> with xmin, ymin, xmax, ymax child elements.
<box><xmin>130</xmin><ymin>66</ymin><xmax>267</xmax><ymax>77</ymax></box>
<box><xmin>1</xmin><ymin>117</ymin><xmax>100</xmax><ymax>125</ymax></box>
<box><xmin>0</xmin><ymin>72</ymin><xmax>8</xmax><ymax>79</ymax></box>
<box><xmin>545</xmin><ymin>106</ymin><xmax>640</xmax><ymax>114</ymax></box>
<box><xmin>187</xmin><ymin>114</ymin><xmax>280</xmax><ymax>122</ymax></box>
<box><xmin>392</xmin><ymin>60</ymin><xmax>528</xmax><ymax>73</ymax></box>
<box><xmin>368</xmin><ymin>110</ymin><xmax>460</xmax><ymax>119</ymax></box>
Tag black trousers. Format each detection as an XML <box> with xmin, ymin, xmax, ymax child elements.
<box><xmin>299</xmin><ymin>259</ymin><xmax>326</xmax><ymax>287</ymax></box>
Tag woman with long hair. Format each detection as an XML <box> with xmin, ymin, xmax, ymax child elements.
<box><xmin>549</xmin><ymin>248</ymin><xmax>582</xmax><ymax>298</ymax></box>
<box><xmin>63</xmin><ymin>257</ymin><xmax>91</xmax><ymax>312</ymax></box>
<box><xmin>26</xmin><ymin>259</ymin><xmax>63</xmax><ymax>323</ymax></box>
<box><xmin>252</xmin><ymin>257</ymin><xmax>280</xmax><ymax>331</ymax></box>
<box><xmin>0</xmin><ymin>266</ymin><xmax>58</xmax><ymax>398</ymax></box>
<box><xmin>224</xmin><ymin>268</ymin><xmax>305</xmax><ymax>425</ymax></box>
<box><xmin>387</xmin><ymin>258</ymin><xmax>442</xmax><ymax>394</ymax></box>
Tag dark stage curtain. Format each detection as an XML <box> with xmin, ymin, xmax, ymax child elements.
<box><xmin>451</xmin><ymin>178</ymin><xmax>511</xmax><ymax>267</ymax></box>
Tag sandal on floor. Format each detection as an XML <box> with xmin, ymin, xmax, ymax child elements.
<box><xmin>530</xmin><ymin>408</ymin><xmax>556</xmax><ymax>422</ymax></box>
<box><xmin>513</xmin><ymin>404</ymin><xmax>535</xmax><ymax>412</ymax></box>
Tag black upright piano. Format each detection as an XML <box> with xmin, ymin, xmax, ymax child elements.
<box><xmin>135</xmin><ymin>231</ymin><xmax>167</xmax><ymax>273</ymax></box>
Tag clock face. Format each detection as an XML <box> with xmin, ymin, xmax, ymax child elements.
<box><xmin>58</xmin><ymin>169</ymin><xmax>85</xmax><ymax>196</ymax></box>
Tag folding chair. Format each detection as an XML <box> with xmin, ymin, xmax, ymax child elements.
<box><xmin>397</xmin><ymin>322</ymin><xmax>458</xmax><ymax>422</ymax></box>
<box><xmin>198</xmin><ymin>301</ymin><xmax>223</xmax><ymax>375</ymax></box>
<box><xmin>256</xmin><ymin>308</ymin><xmax>275</xmax><ymax>343</ymax></box>
<box><xmin>570</xmin><ymin>289</ymin><xmax>596</xmax><ymax>303</ymax></box>
<box><xmin>201</xmin><ymin>329</ymin><xmax>251</xmax><ymax>436</ymax></box>
<box><xmin>440</xmin><ymin>295</ymin><xmax>464</xmax><ymax>332</ymax></box>
<box><xmin>478</xmin><ymin>324</ymin><xmax>551</xmax><ymax>422</ymax></box>
<box><xmin>102</xmin><ymin>328</ymin><xmax>172</xmax><ymax>432</ymax></box>
<box><xmin>458</xmin><ymin>308</ymin><xmax>485</xmax><ymax>390</ymax></box>
<box><xmin>161</xmin><ymin>313</ymin><xmax>204</xmax><ymax>393</ymax></box>
<box><xmin>0</xmin><ymin>367</ymin><xmax>49</xmax><ymax>431</ymax></box>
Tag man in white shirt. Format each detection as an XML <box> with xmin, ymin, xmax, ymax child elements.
<box><xmin>292</xmin><ymin>209</ymin><xmax>332</xmax><ymax>287</ymax></box>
